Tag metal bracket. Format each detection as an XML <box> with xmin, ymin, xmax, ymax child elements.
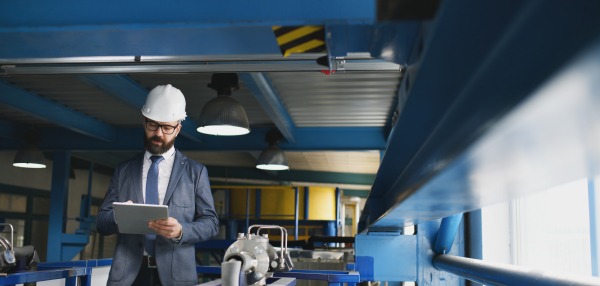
<box><xmin>1</xmin><ymin>65</ymin><xmax>15</xmax><ymax>76</ymax></box>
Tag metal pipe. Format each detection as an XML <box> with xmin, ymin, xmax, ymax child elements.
<box><xmin>434</xmin><ymin>213</ymin><xmax>463</xmax><ymax>254</ymax></box>
<box><xmin>0</xmin><ymin>223</ymin><xmax>14</xmax><ymax>250</ymax></box>
<box><xmin>433</xmin><ymin>254</ymin><xmax>600</xmax><ymax>286</ymax></box>
<box><xmin>0</xmin><ymin>61</ymin><xmax>401</xmax><ymax>75</ymax></box>
<box><xmin>248</xmin><ymin>225</ymin><xmax>287</xmax><ymax>261</ymax></box>
<box><xmin>0</xmin><ymin>53</ymin><xmax>376</xmax><ymax>65</ymax></box>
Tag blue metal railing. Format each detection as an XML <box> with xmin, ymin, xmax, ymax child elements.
<box><xmin>2</xmin><ymin>259</ymin><xmax>360</xmax><ymax>286</ymax></box>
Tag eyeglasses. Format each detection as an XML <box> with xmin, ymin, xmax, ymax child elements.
<box><xmin>145</xmin><ymin>120</ymin><xmax>179</xmax><ymax>135</ymax></box>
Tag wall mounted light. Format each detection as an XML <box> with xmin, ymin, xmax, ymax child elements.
<box><xmin>197</xmin><ymin>73</ymin><xmax>250</xmax><ymax>136</ymax></box>
<box><xmin>256</xmin><ymin>129</ymin><xmax>289</xmax><ymax>171</ymax></box>
<box><xmin>13</xmin><ymin>129</ymin><xmax>46</xmax><ymax>168</ymax></box>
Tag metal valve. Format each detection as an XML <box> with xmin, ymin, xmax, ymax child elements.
<box><xmin>222</xmin><ymin>225</ymin><xmax>294</xmax><ymax>286</ymax></box>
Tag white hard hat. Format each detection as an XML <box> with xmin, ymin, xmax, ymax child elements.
<box><xmin>141</xmin><ymin>84</ymin><xmax>187</xmax><ymax>122</ymax></box>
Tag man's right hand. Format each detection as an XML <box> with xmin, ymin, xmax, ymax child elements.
<box><xmin>125</xmin><ymin>200</ymin><xmax>133</xmax><ymax>203</ymax></box>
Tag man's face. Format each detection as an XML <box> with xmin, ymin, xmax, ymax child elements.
<box><xmin>143</xmin><ymin>117</ymin><xmax>182</xmax><ymax>155</ymax></box>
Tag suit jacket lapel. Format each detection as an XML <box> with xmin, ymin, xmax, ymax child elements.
<box><xmin>163</xmin><ymin>150</ymin><xmax>187</xmax><ymax>205</ymax></box>
<box><xmin>130</xmin><ymin>152</ymin><xmax>145</xmax><ymax>204</ymax></box>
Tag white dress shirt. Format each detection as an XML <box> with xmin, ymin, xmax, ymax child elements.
<box><xmin>142</xmin><ymin>146</ymin><xmax>176</xmax><ymax>205</ymax></box>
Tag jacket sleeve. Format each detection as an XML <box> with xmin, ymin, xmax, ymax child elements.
<box><xmin>96</xmin><ymin>164</ymin><xmax>120</xmax><ymax>236</ymax></box>
<box><xmin>179</xmin><ymin>166</ymin><xmax>219</xmax><ymax>244</ymax></box>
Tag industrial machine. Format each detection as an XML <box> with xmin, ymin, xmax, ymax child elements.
<box><xmin>0</xmin><ymin>224</ymin><xmax>16</xmax><ymax>273</ymax></box>
<box><xmin>221</xmin><ymin>225</ymin><xmax>294</xmax><ymax>286</ymax></box>
<box><xmin>0</xmin><ymin>223</ymin><xmax>40</xmax><ymax>285</ymax></box>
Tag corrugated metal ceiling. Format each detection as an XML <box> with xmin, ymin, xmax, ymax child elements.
<box><xmin>2</xmin><ymin>75</ymin><xmax>140</xmax><ymax>126</ymax></box>
<box><xmin>268</xmin><ymin>71</ymin><xmax>401</xmax><ymax>127</ymax></box>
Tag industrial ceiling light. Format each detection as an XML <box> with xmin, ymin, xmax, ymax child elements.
<box><xmin>256</xmin><ymin>129</ymin><xmax>289</xmax><ymax>171</ymax></box>
<box><xmin>13</xmin><ymin>129</ymin><xmax>46</xmax><ymax>168</ymax></box>
<box><xmin>197</xmin><ymin>73</ymin><xmax>250</xmax><ymax>136</ymax></box>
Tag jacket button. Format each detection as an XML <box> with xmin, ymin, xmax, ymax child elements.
<box><xmin>138</xmin><ymin>242</ymin><xmax>143</xmax><ymax>247</ymax></box>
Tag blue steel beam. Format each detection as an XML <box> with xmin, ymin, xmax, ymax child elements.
<box><xmin>0</xmin><ymin>1</ymin><xmax>375</xmax><ymax>59</ymax></box>
<box><xmin>363</xmin><ymin>0</ymin><xmax>600</xmax><ymax>230</ymax></box>
<box><xmin>0</xmin><ymin>126</ymin><xmax>386</xmax><ymax>151</ymax></box>
<box><xmin>0</xmin><ymin>80</ymin><xmax>117</xmax><ymax>142</ymax></box>
<box><xmin>239</xmin><ymin>73</ymin><xmax>295</xmax><ymax>143</ymax></box>
<box><xmin>47</xmin><ymin>151</ymin><xmax>70</xmax><ymax>262</ymax></box>
<box><xmin>74</xmin><ymin>74</ymin><xmax>203</xmax><ymax>143</ymax></box>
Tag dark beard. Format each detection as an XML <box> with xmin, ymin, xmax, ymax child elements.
<box><xmin>143</xmin><ymin>133</ymin><xmax>175</xmax><ymax>155</ymax></box>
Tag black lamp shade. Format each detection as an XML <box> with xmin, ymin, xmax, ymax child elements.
<box><xmin>197</xmin><ymin>96</ymin><xmax>250</xmax><ymax>136</ymax></box>
<box><xmin>13</xmin><ymin>144</ymin><xmax>46</xmax><ymax>168</ymax></box>
<box><xmin>256</xmin><ymin>146</ymin><xmax>289</xmax><ymax>170</ymax></box>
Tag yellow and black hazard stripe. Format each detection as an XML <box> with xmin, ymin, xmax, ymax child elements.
<box><xmin>272</xmin><ymin>26</ymin><xmax>326</xmax><ymax>57</ymax></box>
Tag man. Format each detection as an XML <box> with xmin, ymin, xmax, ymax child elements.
<box><xmin>97</xmin><ymin>84</ymin><xmax>219</xmax><ymax>286</ymax></box>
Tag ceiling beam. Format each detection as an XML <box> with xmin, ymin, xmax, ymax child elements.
<box><xmin>74</xmin><ymin>74</ymin><xmax>203</xmax><ymax>143</ymax></box>
<box><xmin>0</xmin><ymin>127</ymin><xmax>386</xmax><ymax>151</ymax></box>
<box><xmin>69</xmin><ymin>151</ymin><xmax>376</xmax><ymax>186</ymax></box>
<box><xmin>0</xmin><ymin>0</ymin><xmax>375</xmax><ymax>59</ymax></box>
<box><xmin>0</xmin><ymin>80</ymin><xmax>117</xmax><ymax>142</ymax></box>
<box><xmin>206</xmin><ymin>166</ymin><xmax>376</xmax><ymax>186</ymax></box>
<box><xmin>0</xmin><ymin>121</ymin><xmax>22</xmax><ymax>142</ymax></box>
<box><xmin>363</xmin><ymin>1</ymin><xmax>600</xmax><ymax>231</ymax></box>
<box><xmin>239</xmin><ymin>73</ymin><xmax>296</xmax><ymax>143</ymax></box>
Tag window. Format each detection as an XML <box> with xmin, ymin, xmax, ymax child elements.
<box><xmin>480</xmin><ymin>178</ymin><xmax>593</xmax><ymax>276</ymax></box>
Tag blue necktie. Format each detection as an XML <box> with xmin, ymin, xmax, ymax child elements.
<box><xmin>145</xmin><ymin>155</ymin><xmax>164</xmax><ymax>257</ymax></box>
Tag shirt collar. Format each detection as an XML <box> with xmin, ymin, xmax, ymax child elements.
<box><xmin>144</xmin><ymin>146</ymin><xmax>176</xmax><ymax>160</ymax></box>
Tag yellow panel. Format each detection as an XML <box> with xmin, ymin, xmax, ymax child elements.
<box><xmin>229</xmin><ymin>188</ymin><xmax>257</xmax><ymax>219</ymax></box>
<box><xmin>260</xmin><ymin>187</ymin><xmax>305</xmax><ymax>220</ymax></box>
<box><xmin>308</xmin><ymin>187</ymin><xmax>336</xmax><ymax>220</ymax></box>
<box><xmin>228</xmin><ymin>187</ymin><xmax>306</xmax><ymax>220</ymax></box>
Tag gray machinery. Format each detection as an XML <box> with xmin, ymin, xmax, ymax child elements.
<box><xmin>0</xmin><ymin>223</ymin><xmax>40</xmax><ymax>286</ymax></box>
<box><xmin>222</xmin><ymin>225</ymin><xmax>294</xmax><ymax>286</ymax></box>
<box><xmin>0</xmin><ymin>224</ymin><xmax>16</xmax><ymax>273</ymax></box>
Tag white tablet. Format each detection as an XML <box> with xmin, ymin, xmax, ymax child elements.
<box><xmin>113</xmin><ymin>203</ymin><xmax>169</xmax><ymax>235</ymax></box>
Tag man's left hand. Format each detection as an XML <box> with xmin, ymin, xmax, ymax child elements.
<box><xmin>149</xmin><ymin>217</ymin><xmax>182</xmax><ymax>239</ymax></box>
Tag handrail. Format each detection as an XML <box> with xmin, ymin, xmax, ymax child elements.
<box><xmin>433</xmin><ymin>254</ymin><xmax>600</xmax><ymax>286</ymax></box>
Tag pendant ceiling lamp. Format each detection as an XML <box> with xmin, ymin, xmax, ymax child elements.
<box><xmin>197</xmin><ymin>73</ymin><xmax>250</xmax><ymax>136</ymax></box>
<box><xmin>13</xmin><ymin>129</ymin><xmax>46</xmax><ymax>168</ymax></box>
<box><xmin>256</xmin><ymin>129</ymin><xmax>289</xmax><ymax>171</ymax></box>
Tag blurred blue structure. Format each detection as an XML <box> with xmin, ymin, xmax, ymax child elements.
<box><xmin>2</xmin><ymin>0</ymin><xmax>600</xmax><ymax>285</ymax></box>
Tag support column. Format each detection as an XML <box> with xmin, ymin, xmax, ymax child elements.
<box><xmin>294</xmin><ymin>187</ymin><xmax>299</xmax><ymax>241</ymax></box>
<box><xmin>47</xmin><ymin>151</ymin><xmax>71</xmax><ymax>262</ymax></box>
<box><xmin>24</xmin><ymin>195</ymin><xmax>33</xmax><ymax>245</ymax></box>
<box><xmin>245</xmin><ymin>188</ymin><xmax>250</xmax><ymax>232</ymax></box>
<box><xmin>335</xmin><ymin>187</ymin><xmax>341</xmax><ymax>237</ymax></box>
<box><xmin>304</xmin><ymin>187</ymin><xmax>310</xmax><ymax>220</ymax></box>
<box><xmin>589</xmin><ymin>178</ymin><xmax>599</xmax><ymax>277</ymax></box>
<box><xmin>255</xmin><ymin>189</ymin><xmax>261</xmax><ymax>219</ymax></box>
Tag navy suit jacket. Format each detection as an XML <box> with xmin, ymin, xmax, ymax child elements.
<box><xmin>97</xmin><ymin>150</ymin><xmax>219</xmax><ymax>286</ymax></box>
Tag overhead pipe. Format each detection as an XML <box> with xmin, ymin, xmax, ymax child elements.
<box><xmin>433</xmin><ymin>254</ymin><xmax>600</xmax><ymax>286</ymax></box>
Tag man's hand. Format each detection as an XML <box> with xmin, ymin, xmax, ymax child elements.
<box><xmin>149</xmin><ymin>217</ymin><xmax>182</xmax><ymax>239</ymax></box>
